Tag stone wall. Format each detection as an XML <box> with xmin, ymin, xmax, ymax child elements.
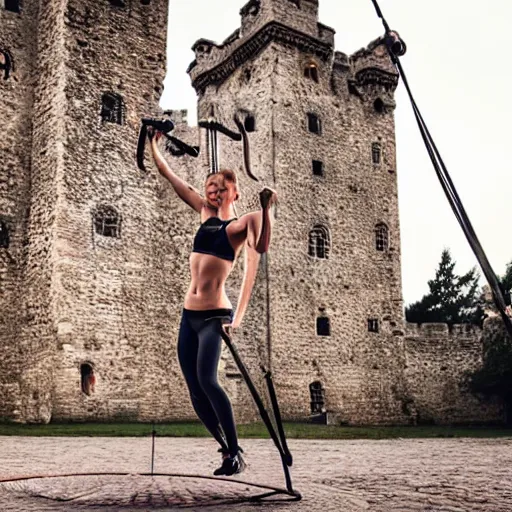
<box><xmin>0</xmin><ymin>0</ymin><xmax>38</xmax><ymax>421</ymax></box>
<box><xmin>404</xmin><ymin>322</ymin><xmax>502</xmax><ymax>424</ymax></box>
<box><xmin>184</xmin><ymin>1</ymin><xmax>408</xmax><ymax>425</ymax></box>
<box><xmin>1</xmin><ymin>0</ymin><xmax>506</xmax><ymax>427</ymax></box>
<box><xmin>50</xmin><ymin>0</ymin><xmax>176</xmax><ymax>422</ymax></box>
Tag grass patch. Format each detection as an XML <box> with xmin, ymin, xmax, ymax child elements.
<box><xmin>0</xmin><ymin>422</ymin><xmax>510</xmax><ymax>439</ymax></box>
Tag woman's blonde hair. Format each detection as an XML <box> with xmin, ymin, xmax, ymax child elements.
<box><xmin>207</xmin><ymin>170</ymin><xmax>240</xmax><ymax>201</ymax></box>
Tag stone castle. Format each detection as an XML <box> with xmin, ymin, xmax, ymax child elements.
<box><xmin>0</xmin><ymin>0</ymin><xmax>504</xmax><ymax>425</ymax></box>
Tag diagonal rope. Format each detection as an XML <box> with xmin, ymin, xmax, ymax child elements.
<box><xmin>369</xmin><ymin>0</ymin><xmax>512</xmax><ymax>338</ymax></box>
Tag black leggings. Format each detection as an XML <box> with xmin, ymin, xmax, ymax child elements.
<box><xmin>177</xmin><ymin>308</ymin><xmax>239</xmax><ymax>457</ymax></box>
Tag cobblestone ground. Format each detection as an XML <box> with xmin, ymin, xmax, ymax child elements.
<box><xmin>1</xmin><ymin>436</ymin><xmax>511</xmax><ymax>511</ymax></box>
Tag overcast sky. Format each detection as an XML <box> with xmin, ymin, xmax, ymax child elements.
<box><xmin>161</xmin><ymin>0</ymin><xmax>511</xmax><ymax>306</ymax></box>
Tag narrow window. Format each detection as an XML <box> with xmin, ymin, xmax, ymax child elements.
<box><xmin>0</xmin><ymin>49</ymin><xmax>13</xmax><ymax>80</ymax></box>
<box><xmin>368</xmin><ymin>318</ymin><xmax>379</xmax><ymax>333</ymax></box>
<box><xmin>4</xmin><ymin>0</ymin><xmax>20</xmax><ymax>13</ymax></box>
<box><xmin>94</xmin><ymin>206</ymin><xmax>120</xmax><ymax>238</ymax></box>
<box><xmin>0</xmin><ymin>221</ymin><xmax>9</xmax><ymax>248</ymax></box>
<box><xmin>307</xmin><ymin>113</ymin><xmax>322</xmax><ymax>135</ymax></box>
<box><xmin>372</xmin><ymin>142</ymin><xmax>381</xmax><ymax>164</ymax></box>
<box><xmin>308</xmin><ymin>224</ymin><xmax>330</xmax><ymax>259</ymax></box>
<box><xmin>312</xmin><ymin>160</ymin><xmax>324</xmax><ymax>177</ymax></box>
<box><xmin>316</xmin><ymin>317</ymin><xmax>330</xmax><ymax>336</ymax></box>
<box><xmin>101</xmin><ymin>92</ymin><xmax>125</xmax><ymax>125</ymax></box>
<box><xmin>80</xmin><ymin>363</ymin><xmax>95</xmax><ymax>396</ymax></box>
<box><xmin>140</xmin><ymin>0</ymin><xmax>150</xmax><ymax>4</ymax></box>
<box><xmin>109</xmin><ymin>0</ymin><xmax>126</xmax><ymax>7</ymax></box>
<box><xmin>309</xmin><ymin>381</ymin><xmax>325</xmax><ymax>414</ymax></box>
<box><xmin>244</xmin><ymin>115</ymin><xmax>256</xmax><ymax>133</ymax></box>
<box><xmin>375</xmin><ymin>223</ymin><xmax>389</xmax><ymax>252</ymax></box>
<box><xmin>304</xmin><ymin>62</ymin><xmax>318</xmax><ymax>83</ymax></box>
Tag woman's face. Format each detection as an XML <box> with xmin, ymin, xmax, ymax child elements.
<box><xmin>205</xmin><ymin>174</ymin><xmax>238</xmax><ymax>209</ymax></box>
<box><xmin>205</xmin><ymin>174</ymin><xmax>228</xmax><ymax>208</ymax></box>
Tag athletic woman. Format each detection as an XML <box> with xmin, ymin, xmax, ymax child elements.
<box><xmin>149</xmin><ymin>130</ymin><xmax>276</xmax><ymax>476</ymax></box>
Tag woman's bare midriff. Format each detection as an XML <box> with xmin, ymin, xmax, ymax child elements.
<box><xmin>184</xmin><ymin>252</ymin><xmax>234</xmax><ymax>311</ymax></box>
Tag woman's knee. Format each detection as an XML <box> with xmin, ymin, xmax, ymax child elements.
<box><xmin>198</xmin><ymin>372</ymin><xmax>221</xmax><ymax>397</ymax></box>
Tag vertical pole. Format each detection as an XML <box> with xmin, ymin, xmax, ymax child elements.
<box><xmin>151</xmin><ymin>422</ymin><xmax>156</xmax><ymax>476</ymax></box>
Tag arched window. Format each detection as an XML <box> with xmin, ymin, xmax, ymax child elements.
<box><xmin>374</xmin><ymin>98</ymin><xmax>385</xmax><ymax>113</ymax></box>
<box><xmin>94</xmin><ymin>205</ymin><xmax>120</xmax><ymax>238</ymax></box>
<box><xmin>316</xmin><ymin>316</ymin><xmax>330</xmax><ymax>336</ymax></box>
<box><xmin>308</xmin><ymin>224</ymin><xmax>330</xmax><ymax>259</ymax></box>
<box><xmin>375</xmin><ymin>223</ymin><xmax>389</xmax><ymax>252</ymax></box>
<box><xmin>109</xmin><ymin>0</ymin><xmax>126</xmax><ymax>7</ymax></box>
<box><xmin>304</xmin><ymin>62</ymin><xmax>318</xmax><ymax>83</ymax></box>
<box><xmin>101</xmin><ymin>92</ymin><xmax>125</xmax><ymax>125</ymax></box>
<box><xmin>309</xmin><ymin>381</ymin><xmax>325</xmax><ymax>414</ymax></box>
<box><xmin>372</xmin><ymin>142</ymin><xmax>381</xmax><ymax>164</ymax></box>
<box><xmin>140</xmin><ymin>0</ymin><xmax>150</xmax><ymax>4</ymax></box>
<box><xmin>0</xmin><ymin>49</ymin><xmax>14</xmax><ymax>80</ymax></box>
<box><xmin>0</xmin><ymin>221</ymin><xmax>9</xmax><ymax>248</ymax></box>
<box><xmin>307</xmin><ymin>113</ymin><xmax>322</xmax><ymax>135</ymax></box>
<box><xmin>80</xmin><ymin>363</ymin><xmax>96</xmax><ymax>396</ymax></box>
<box><xmin>3</xmin><ymin>0</ymin><xmax>20</xmax><ymax>13</ymax></box>
<box><xmin>244</xmin><ymin>115</ymin><xmax>256</xmax><ymax>132</ymax></box>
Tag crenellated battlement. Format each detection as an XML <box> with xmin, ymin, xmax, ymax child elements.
<box><xmin>188</xmin><ymin>2</ymin><xmax>396</xmax><ymax>105</ymax></box>
<box><xmin>189</xmin><ymin>0</ymin><xmax>335</xmax><ymax>94</ymax></box>
<box><xmin>405</xmin><ymin>322</ymin><xmax>482</xmax><ymax>338</ymax></box>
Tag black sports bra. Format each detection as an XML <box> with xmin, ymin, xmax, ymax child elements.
<box><xmin>192</xmin><ymin>217</ymin><xmax>236</xmax><ymax>262</ymax></box>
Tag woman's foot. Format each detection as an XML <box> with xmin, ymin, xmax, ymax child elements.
<box><xmin>213</xmin><ymin>450</ymin><xmax>246</xmax><ymax>476</ymax></box>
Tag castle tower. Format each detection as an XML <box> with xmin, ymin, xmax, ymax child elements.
<box><xmin>0</xmin><ymin>0</ymin><xmax>38</xmax><ymax>421</ymax></box>
<box><xmin>186</xmin><ymin>0</ymin><xmax>408</xmax><ymax>424</ymax></box>
<box><xmin>0</xmin><ymin>0</ymin><xmax>171</xmax><ymax>423</ymax></box>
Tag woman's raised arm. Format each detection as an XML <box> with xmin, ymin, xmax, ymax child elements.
<box><xmin>150</xmin><ymin>132</ymin><xmax>204</xmax><ymax>213</ymax></box>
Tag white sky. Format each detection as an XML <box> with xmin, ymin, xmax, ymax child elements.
<box><xmin>162</xmin><ymin>0</ymin><xmax>511</xmax><ymax>306</ymax></box>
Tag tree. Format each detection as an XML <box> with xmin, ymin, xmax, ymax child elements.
<box><xmin>502</xmin><ymin>261</ymin><xmax>512</xmax><ymax>298</ymax></box>
<box><xmin>406</xmin><ymin>249</ymin><xmax>482</xmax><ymax>325</ymax></box>
<box><xmin>479</xmin><ymin>259</ymin><xmax>512</xmax><ymax>314</ymax></box>
<box><xmin>467</xmin><ymin>319</ymin><xmax>512</xmax><ymax>425</ymax></box>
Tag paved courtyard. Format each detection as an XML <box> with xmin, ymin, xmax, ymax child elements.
<box><xmin>1</xmin><ymin>436</ymin><xmax>511</xmax><ymax>511</ymax></box>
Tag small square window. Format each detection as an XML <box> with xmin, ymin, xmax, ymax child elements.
<box><xmin>368</xmin><ymin>318</ymin><xmax>379</xmax><ymax>333</ymax></box>
<box><xmin>312</xmin><ymin>160</ymin><xmax>324</xmax><ymax>177</ymax></box>
<box><xmin>244</xmin><ymin>115</ymin><xmax>255</xmax><ymax>132</ymax></box>
<box><xmin>4</xmin><ymin>0</ymin><xmax>20</xmax><ymax>13</ymax></box>
<box><xmin>316</xmin><ymin>317</ymin><xmax>330</xmax><ymax>336</ymax></box>
<box><xmin>307</xmin><ymin>113</ymin><xmax>322</xmax><ymax>135</ymax></box>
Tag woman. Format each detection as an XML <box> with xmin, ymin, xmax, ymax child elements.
<box><xmin>149</xmin><ymin>130</ymin><xmax>276</xmax><ymax>476</ymax></box>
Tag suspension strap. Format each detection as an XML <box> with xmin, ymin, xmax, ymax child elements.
<box><xmin>219</xmin><ymin>328</ymin><xmax>297</xmax><ymax>495</ymax></box>
<box><xmin>370</xmin><ymin>0</ymin><xmax>512</xmax><ymax>337</ymax></box>
<box><xmin>198</xmin><ymin>114</ymin><xmax>259</xmax><ymax>181</ymax></box>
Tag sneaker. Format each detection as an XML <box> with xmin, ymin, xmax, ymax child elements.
<box><xmin>213</xmin><ymin>451</ymin><xmax>246</xmax><ymax>476</ymax></box>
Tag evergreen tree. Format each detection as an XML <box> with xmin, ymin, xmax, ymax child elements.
<box><xmin>406</xmin><ymin>249</ymin><xmax>482</xmax><ymax>324</ymax></box>
<box><xmin>479</xmin><ymin>259</ymin><xmax>512</xmax><ymax>313</ymax></box>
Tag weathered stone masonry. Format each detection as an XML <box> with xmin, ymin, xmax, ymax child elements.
<box><xmin>0</xmin><ymin>0</ymin><xmax>504</xmax><ymax>425</ymax></box>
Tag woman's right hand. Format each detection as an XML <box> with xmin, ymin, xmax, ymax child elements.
<box><xmin>148</xmin><ymin>127</ymin><xmax>162</xmax><ymax>144</ymax></box>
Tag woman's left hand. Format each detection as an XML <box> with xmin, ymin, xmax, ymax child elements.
<box><xmin>222</xmin><ymin>321</ymin><xmax>240</xmax><ymax>337</ymax></box>
<box><xmin>259</xmin><ymin>187</ymin><xmax>278</xmax><ymax>210</ymax></box>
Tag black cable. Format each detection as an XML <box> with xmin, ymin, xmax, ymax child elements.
<box><xmin>370</xmin><ymin>0</ymin><xmax>512</xmax><ymax>338</ymax></box>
